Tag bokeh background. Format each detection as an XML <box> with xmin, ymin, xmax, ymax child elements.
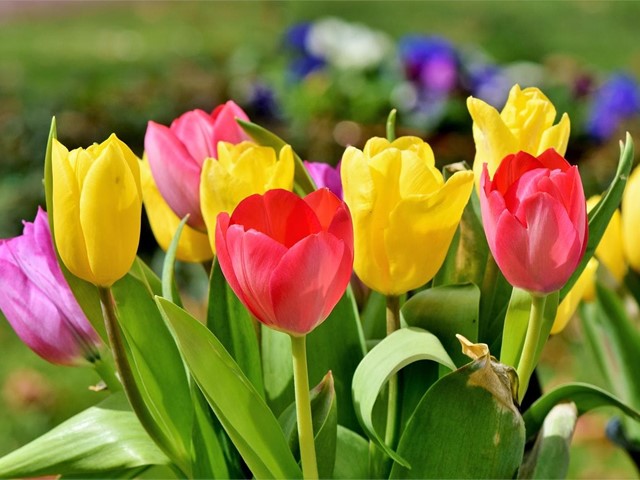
<box><xmin>1</xmin><ymin>2</ymin><xmax>640</xmax><ymax>478</ymax></box>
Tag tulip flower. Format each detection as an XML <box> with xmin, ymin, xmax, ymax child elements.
<box><xmin>304</xmin><ymin>160</ymin><xmax>343</xmax><ymax>199</ymax></box>
<box><xmin>140</xmin><ymin>156</ymin><xmax>213</xmax><ymax>263</ymax></box>
<box><xmin>587</xmin><ymin>196</ymin><xmax>625</xmax><ymax>282</ymax></box>
<box><xmin>622</xmin><ymin>164</ymin><xmax>640</xmax><ymax>272</ymax></box>
<box><xmin>480</xmin><ymin>149</ymin><xmax>588</xmax><ymax>295</ymax></box>
<box><xmin>467</xmin><ymin>84</ymin><xmax>570</xmax><ymax>190</ymax></box>
<box><xmin>0</xmin><ymin>208</ymin><xmax>101</xmax><ymax>366</ymax></box>
<box><xmin>341</xmin><ymin>136</ymin><xmax>474</xmax><ymax>295</ymax></box>
<box><xmin>52</xmin><ymin>134</ymin><xmax>142</xmax><ymax>287</ymax></box>
<box><xmin>145</xmin><ymin>101</ymin><xmax>250</xmax><ymax>230</ymax></box>
<box><xmin>215</xmin><ymin>188</ymin><xmax>353</xmax><ymax>336</ymax></box>
<box><xmin>551</xmin><ymin>258</ymin><xmax>598</xmax><ymax>335</ymax></box>
<box><xmin>201</xmin><ymin>142</ymin><xmax>294</xmax><ymax>253</ymax></box>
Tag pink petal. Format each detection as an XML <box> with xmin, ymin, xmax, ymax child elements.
<box><xmin>215</xmin><ymin>213</ymin><xmax>250</xmax><ymax>309</ymax></box>
<box><xmin>171</xmin><ymin>110</ymin><xmax>217</xmax><ymax>164</ymax></box>
<box><xmin>537</xmin><ymin>148</ymin><xmax>571</xmax><ymax>172</ymax></box>
<box><xmin>491</xmin><ymin>151</ymin><xmax>543</xmax><ymax>196</ymax></box>
<box><xmin>210</xmin><ymin>101</ymin><xmax>250</xmax><ymax>147</ymax></box>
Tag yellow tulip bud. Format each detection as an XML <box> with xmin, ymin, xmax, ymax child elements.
<box><xmin>622</xmin><ymin>165</ymin><xmax>640</xmax><ymax>272</ymax></box>
<box><xmin>586</xmin><ymin>196</ymin><xmax>626</xmax><ymax>282</ymax></box>
<box><xmin>341</xmin><ymin>136</ymin><xmax>474</xmax><ymax>295</ymax></box>
<box><xmin>52</xmin><ymin>134</ymin><xmax>142</xmax><ymax>287</ymax></box>
<box><xmin>200</xmin><ymin>141</ymin><xmax>294</xmax><ymax>253</ymax></box>
<box><xmin>551</xmin><ymin>258</ymin><xmax>599</xmax><ymax>335</ymax></box>
<box><xmin>140</xmin><ymin>156</ymin><xmax>213</xmax><ymax>263</ymax></box>
<box><xmin>467</xmin><ymin>85</ymin><xmax>570</xmax><ymax>190</ymax></box>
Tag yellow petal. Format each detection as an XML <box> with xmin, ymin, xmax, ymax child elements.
<box><xmin>587</xmin><ymin>196</ymin><xmax>626</xmax><ymax>282</ymax></box>
<box><xmin>551</xmin><ymin>258</ymin><xmax>599</xmax><ymax>334</ymax></box>
<box><xmin>622</xmin><ymin>165</ymin><xmax>640</xmax><ymax>272</ymax></box>
<box><xmin>538</xmin><ymin>113</ymin><xmax>570</xmax><ymax>156</ymax></box>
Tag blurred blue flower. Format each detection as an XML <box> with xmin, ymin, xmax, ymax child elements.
<box><xmin>467</xmin><ymin>63</ymin><xmax>512</xmax><ymax>108</ymax></box>
<box><xmin>285</xmin><ymin>22</ymin><xmax>313</xmax><ymax>53</ymax></box>
<box><xmin>587</xmin><ymin>72</ymin><xmax>640</xmax><ymax>141</ymax></box>
<box><xmin>247</xmin><ymin>82</ymin><xmax>280</xmax><ymax>119</ymax></box>
<box><xmin>398</xmin><ymin>35</ymin><xmax>458</xmax><ymax>95</ymax></box>
<box><xmin>283</xmin><ymin>21</ymin><xmax>326</xmax><ymax>81</ymax></box>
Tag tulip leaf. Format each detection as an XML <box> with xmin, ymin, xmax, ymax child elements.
<box><xmin>262</xmin><ymin>286</ymin><xmax>366</xmax><ymax>432</ymax></box>
<box><xmin>207</xmin><ymin>259</ymin><xmax>264</xmax><ymax>395</ymax></box>
<box><xmin>237</xmin><ymin>118</ymin><xmax>316</xmax><ymax>195</ymax></box>
<box><xmin>390</xmin><ymin>353</ymin><xmax>525</xmax><ymax>478</ymax></box>
<box><xmin>156</xmin><ymin>297</ymin><xmax>302</xmax><ymax>479</ymax></box>
<box><xmin>111</xmin><ymin>274</ymin><xmax>193</xmax><ymax>473</ymax></box>
<box><xmin>333</xmin><ymin>426</ymin><xmax>369</xmax><ymax>479</ymax></box>
<box><xmin>522</xmin><ymin>382</ymin><xmax>640</xmax><ymax>442</ymax></box>
<box><xmin>0</xmin><ymin>393</ymin><xmax>170</xmax><ymax>478</ymax></box>
<box><xmin>352</xmin><ymin>327</ymin><xmax>455</xmax><ymax>466</ymax></box>
<box><xmin>402</xmin><ymin>283</ymin><xmax>480</xmax><ymax>367</ymax></box>
<box><xmin>161</xmin><ymin>214</ymin><xmax>190</xmax><ymax>304</ymax></box>
<box><xmin>560</xmin><ymin>132</ymin><xmax>634</xmax><ymax>300</ymax></box>
<box><xmin>130</xmin><ymin>257</ymin><xmax>163</xmax><ymax>297</ymax></box>
<box><xmin>518</xmin><ymin>402</ymin><xmax>578</xmax><ymax>480</ymax></box>
<box><xmin>279</xmin><ymin>371</ymin><xmax>338</xmax><ymax>479</ymax></box>
<box><xmin>361</xmin><ymin>290</ymin><xmax>387</xmax><ymax>341</ymax></box>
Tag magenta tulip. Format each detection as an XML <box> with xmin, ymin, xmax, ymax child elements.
<box><xmin>304</xmin><ymin>161</ymin><xmax>343</xmax><ymax>199</ymax></box>
<box><xmin>480</xmin><ymin>149</ymin><xmax>588</xmax><ymax>294</ymax></box>
<box><xmin>145</xmin><ymin>101</ymin><xmax>250</xmax><ymax>229</ymax></box>
<box><xmin>215</xmin><ymin>188</ymin><xmax>353</xmax><ymax>336</ymax></box>
<box><xmin>0</xmin><ymin>208</ymin><xmax>101</xmax><ymax>366</ymax></box>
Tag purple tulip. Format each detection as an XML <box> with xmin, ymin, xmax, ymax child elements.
<box><xmin>304</xmin><ymin>161</ymin><xmax>343</xmax><ymax>199</ymax></box>
<box><xmin>0</xmin><ymin>208</ymin><xmax>101</xmax><ymax>366</ymax></box>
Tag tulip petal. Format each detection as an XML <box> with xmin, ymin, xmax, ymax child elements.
<box><xmin>210</xmin><ymin>101</ymin><xmax>251</xmax><ymax>147</ymax></box>
<box><xmin>304</xmin><ymin>188</ymin><xmax>354</xmax><ymax>251</ymax></box>
<box><xmin>171</xmin><ymin>110</ymin><xmax>217</xmax><ymax>163</ymax></box>
<box><xmin>622</xmin><ymin>166</ymin><xmax>640</xmax><ymax>271</ymax></box>
<box><xmin>539</xmin><ymin>113</ymin><xmax>570</xmax><ymax>156</ymax></box>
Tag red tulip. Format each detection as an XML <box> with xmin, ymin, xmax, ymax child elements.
<box><xmin>480</xmin><ymin>149</ymin><xmax>588</xmax><ymax>294</ymax></box>
<box><xmin>215</xmin><ymin>188</ymin><xmax>353</xmax><ymax>336</ymax></box>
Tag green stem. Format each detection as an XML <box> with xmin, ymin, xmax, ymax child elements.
<box><xmin>384</xmin><ymin>295</ymin><xmax>401</xmax><ymax>449</ymax></box>
<box><xmin>386</xmin><ymin>109</ymin><xmax>397</xmax><ymax>142</ymax></box>
<box><xmin>516</xmin><ymin>293</ymin><xmax>548</xmax><ymax>402</ymax></box>
<box><xmin>93</xmin><ymin>356</ymin><xmax>122</xmax><ymax>392</ymax></box>
<box><xmin>290</xmin><ymin>334</ymin><xmax>318</xmax><ymax>480</ymax></box>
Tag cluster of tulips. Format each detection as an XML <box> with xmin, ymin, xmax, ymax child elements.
<box><xmin>0</xmin><ymin>84</ymin><xmax>639</xmax><ymax>479</ymax></box>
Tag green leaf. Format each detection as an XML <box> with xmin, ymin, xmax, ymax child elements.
<box><xmin>111</xmin><ymin>274</ymin><xmax>193</xmax><ymax>471</ymax></box>
<box><xmin>352</xmin><ymin>327</ymin><xmax>455</xmax><ymax>466</ymax></box>
<box><xmin>161</xmin><ymin>214</ymin><xmax>190</xmax><ymax>304</ymax></box>
<box><xmin>207</xmin><ymin>259</ymin><xmax>264</xmax><ymax>395</ymax></box>
<box><xmin>523</xmin><ymin>383</ymin><xmax>640</xmax><ymax>442</ymax></box>
<box><xmin>130</xmin><ymin>257</ymin><xmax>163</xmax><ymax>297</ymax></box>
<box><xmin>237</xmin><ymin>118</ymin><xmax>316</xmax><ymax>195</ymax></box>
<box><xmin>391</xmin><ymin>352</ymin><xmax>524</xmax><ymax>478</ymax></box>
<box><xmin>279</xmin><ymin>371</ymin><xmax>338</xmax><ymax>479</ymax></box>
<box><xmin>156</xmin><ymin>297</ymin><xmax>302</xmax><ymax>479</ymax></box>
<box><xmin>518</xmin><ymin>402</ymin><xmax>578</xmax><ymax>479</ymax></box>
<box><xmin>402</xmin><ymin>283</ymin><xmax>480</xmax><ymax>367</ymax></box>
<box><xmin>0</xmin><ymin>393</ymin><xmax>169</xmax><ymax>478</ymax></box>
<box><xmin>333</xmin><ymin>426</ymin><xmax>369</xmax><ymax>479</ymax></box>
<box><xmin>560</xmin><ymin>133</ymin><xmax>634</xmax><ymax>300</ymax></box>
<box><xmin>361</xmin><ymin>290</ymin><xmax>387</xmax><ymax>341</ymax></box>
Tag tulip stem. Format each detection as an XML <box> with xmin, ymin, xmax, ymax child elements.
<box><xmin>384</xmin><ymin>295</ymin><xmax>401</xmax><ymax>453</ymax></box>
<box><xmin>517</xmin><ymin>293</ymin><xmax>548</xmax><ymax>403</ymax></box>
<box><xmin>290</xmin><ymin>334</ymin><xmax>318</xmax><ymax>480</ymax></box>
<box><xmin>93</xmin><ymin>357</ymin><xmax>122</xmax><ymax>392</ymax></box>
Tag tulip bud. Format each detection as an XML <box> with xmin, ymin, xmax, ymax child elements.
<box><xmin>0</xmin><ymin>208</ymin><xmax>101</xmax><ymax>365</ymax></box>
<box><xmin>622</xmin><ymin>165</ymin><xmax>640</xmax><ymax>273</ymax></box>
<box><xmin>215</xmin><ymin>189</ymin><xmax>353</xmax><ymax>336</ymax></box>
<box><xmin>304</xmin><ymin>161</ymin><xmax>343</xmax><ymax>199</ymax></box>
<box><xmin>341</xmin><ymin>136</ymin><xmax>474</xmax><ymax>295</ymax></box>
<box><xmin>52</xmin><ymin>134</ymin><xmax>142</xmax><ymax>287</ymax></box>
<box><xmin>480</xmin><ymin>149</ymin><xmax>588</xmax><ymax>294</ymax></box>
<box><xmin>468</xmin><ymin>85</ymin><xmax>570</xmax><ymax>191</ymax></box>
<box><xmin>200</xmin><ymin>141</ymin><xmax>294</xmax><ymax>253</ymax></box>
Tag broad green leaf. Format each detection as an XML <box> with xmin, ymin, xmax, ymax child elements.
<box><xmin>0</xmin><ymin>393</ymin><xmax>169</xmax><ymax>478</ymax></box>
<box><xmin>523</xmin><ymin>383</ymin><xmax>640</xmax><ymax>441</ymax></box>
<box><xmin>156</xmin><ymin>297</ymin><xmax>302</xmax><ymax>479</ymax></box>
<box><xmin>62</xmin><ymin>466</ymin><xmax>149</xmax><ymax>479</ymax></box>
<box><xmin>361</xmin><ymin>290</ymin><xmax>387</xmax><ymax>341</ymax></box>
<box><xmin>402</xmin><ymin>283</ymin><xmax>480</xmax><ymax>367</ymax></box>
<box><xmin>333</xmin><ymin>426</ymin><xmax>369</xmax><ymax>479</ymax></box>
<box><xmin>237</xmin><ymin>118</ymin><xmax>316</xmax><ymax>195</ymax></box>
<box><xmin>130</xmin><ymin>257</ymin><xmax>163</xmax><ymax>297</ymax></box>
<box><xmin>208</xmin><ymin>259</ymin><xmax>264</xmax><ymax>395</ymax></box>
<box><xmin>479</xmin><ymin>254</ymin><xmax>512</xmax><ymax>354</ymax></box>
<box><xmin>352</xmin><ymin>327</ymin><xmax>455</xmax><ymax>466</ymax></box>
<box><xmin>112</xmin><ymin>274</ymin><xmax>193</xmax><ymax>472</ymax></box>
<box><xmin>560</xmin><ymin>133</ymin><xmax>634</xmax><ymax>300</ymax></box>
<box><xmin>279</xmin><ymin>371</ymin><xmax>338</xmax><ymax>479</ymax></box>
<box><xmin>391</xmin><ymin>350</ymin><xmax>524</xmax><ymax>478</ymax></box>
<box><xmin>518</xmin><ymin>402</ymin><xmax>577</xmax><ymax>479</ymax></box>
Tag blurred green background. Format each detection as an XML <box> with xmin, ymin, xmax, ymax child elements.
<box><xmin>1</xmin><ymin>1</ymin><xmax>639</xmax><ymax>478</ymax></box>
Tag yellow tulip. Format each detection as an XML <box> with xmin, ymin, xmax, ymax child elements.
<box><xmin>140</xmin><ymin>156</ymin><xmax>213</xmax><ymax>263</ymax></box>
<box><xmin>52</xmin><ymin>134</ymin><xmax>142</xmax><ymax>287</ymax></box>
<box><xmin>341</xmin><ymin>136</ymin><xmax>474</xmax><ymax>295</ymax></box>
<box><xmin>622</xmin><ymin>165</ymin><xmax>640</xmax><ymax>272</ymax></box>
<box><xmin>467</xmin><ymin>84</ymin><xmax>570</xmax><ymax>190</ymax></box>
<box><xmin>587</xmin><ymin>196</ymin><xmax>626</xmax><ymax>282</ymax></box>
<box><xmin>200</xmin><ymin>141</ymin><xmax>294</xmax><ymax>253</ymax></box>
<box><xmin>551</xmin><ymin>258</ymin><xmax>598</xmax><ymax>334</ymax></box>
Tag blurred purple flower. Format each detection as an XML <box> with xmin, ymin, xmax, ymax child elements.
<box><xmin>304</xmin><ymin>161</ymin><xmax>343</xmax><ymax>199</ymax></box>
<box><xmin>0</xmin><ymin>208</ymin><xmax>101</xmax><ymax>366</ymax></box>
<box><xmin>587</xmin><ymin>72</ymin><xmax>640</xmax><ymax>141</ymax></box>
<box><xmin>247</xmin><ymin>82</ymin><xmax>280</xmax><ymax>119</ymax></box>
<box><xmin>284</xmin><ymin>22</ymin><xmax>326</xmax><ymax>80</ymax></box>
<box><xmin>399</xmin><ymin>36</ymin><xmax>458</xmax><ymax>95</ymax></box>
<box><xmin>467</xmin><ymin>63</ymin><xmax>512</xmax><ymax>108</ymax></box>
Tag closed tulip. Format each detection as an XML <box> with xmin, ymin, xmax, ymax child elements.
<box><xmin>52</xmin><ymin>134</ymin><xmax>142</xmax><ymax>287</ymax></box>
<box><xmin>0</xmin><ymin>208</ymin><xmax>101</xmax><ymax>365</ymax></box>
<box><xmin>215</xmin><ymin>188</ymin><xmax>353</xmax><ymax>336</ymax></box>
<box><xmin>480</xmin><ymin>149</ymin><xmax>588</xmax><ymax>294</ymax></box>
<box><xmin>341</xmin><ymin>136</ymin><xmax>474</xmax><ymax>295</ymax></box>
<box><xmin>622</xmin><ymin>165</ymin><xmax>640</xmax><ymax>272</ymax></box>
<box><xmin>145</xmin><ymin>101</ymin><xmax>249</xmax><ymax>230</ymax></box>
<box><xmin>201</xmin><ymin>141</ymin><xmax>294</xmax><ymax>253</ymax></box>
<box><xmin>468</xmin><ymin>85</ymin><xmax>570</xmax><ymax>190</ymax></box>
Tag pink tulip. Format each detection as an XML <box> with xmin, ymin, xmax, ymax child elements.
<box><xmin>215</xmin><ymin>188</ymin><xmax>353</xmax><ymax>336</ymax></box>
<box><xmin>145</xmin><ymin>101</ymin><xmax>250</xmax><ymax>229</ymax></box>
<box><xmin>480</xmin><ymin>149</ymin><xmax>588</xmax><ymax>294</ymax></box>
<box><xmin>303</xmin><ymin>161</ymin><xmax>343</xmax><ymax>199</ymax></box>
<box><xmin>0</xmin><ymin>208</ymin><xmax>101</xmax><ymax>366</ymax></box>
